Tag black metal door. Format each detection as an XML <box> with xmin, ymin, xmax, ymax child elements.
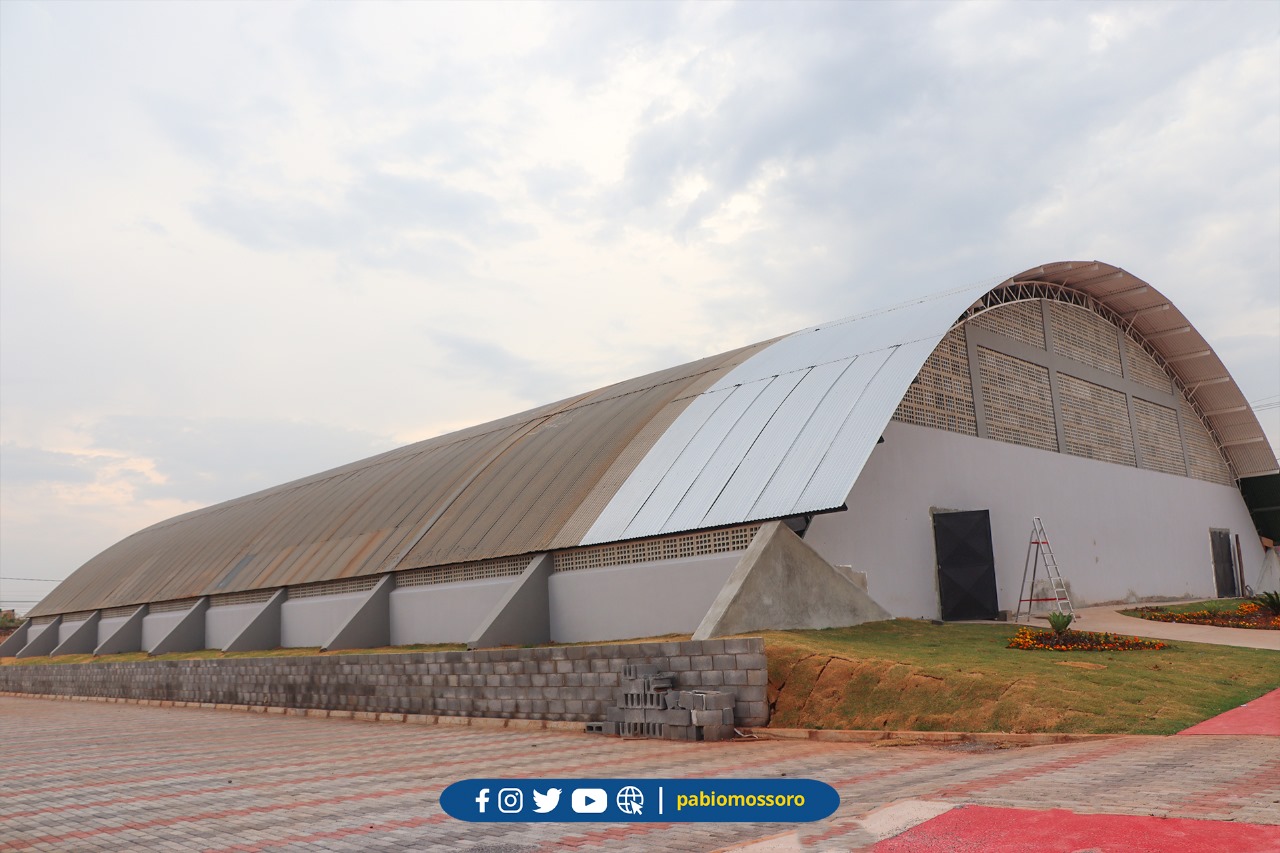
<box><xmin>933</xmin><ymin>510</ymin><xmax>999</xmax><ymax>621</ymax></box>
<box><xmin>1210</xmin><ymin>529</ymin><xmax>1238</xmax><ymax>598</ymax></box>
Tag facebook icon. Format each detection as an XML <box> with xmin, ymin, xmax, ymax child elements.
<box><xmin>475</xmin><ymin>788</ymin><xmax>490</xmax><ymax>813</ymax></box>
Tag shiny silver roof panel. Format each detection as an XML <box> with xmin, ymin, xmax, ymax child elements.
<box><xmin>581</xmin><ymin>285</ymin><xmax>989</xmax><ymax>543</ymax></box>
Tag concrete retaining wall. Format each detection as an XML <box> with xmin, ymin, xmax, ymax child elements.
<box><xmin>0</xmin><ymin>637</ymin><xmax>769</xmax><ymax>725</ymax></box>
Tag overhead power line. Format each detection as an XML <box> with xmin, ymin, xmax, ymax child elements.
<box><xmin>0</xmin><ymin>577</ymin><xmax>62</xmax><ymax>582</ymax></box>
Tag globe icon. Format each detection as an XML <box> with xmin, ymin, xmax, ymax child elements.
<box><xmin>615</xmin><ymin>785</ymin><xmax>644</xmax><ymax>816</ymax></box>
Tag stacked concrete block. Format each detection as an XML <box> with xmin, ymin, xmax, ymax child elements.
<box><xmin>598</xmin><ymin>664</ymin><xmax>738</xmax><ymax>741</ymax></box>
<box><xmin>666</xmin><ymin>689</ymin><xmax>736</xmax><ymax>742</ymax></box>
<box><xmin>605</xmin><ymin>663</ymin><xmax>673</xmax><ymax>737</ymax></box>
<box><xmin>0</xmin><ymin>637</ymin><xmax>770</xmax><ymax>728</ymax></box>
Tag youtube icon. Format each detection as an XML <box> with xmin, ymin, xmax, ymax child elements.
<box><xmin>571</xmin><ymin>788</ymin><xmax>607</xmax><ymax>814</ymax></box>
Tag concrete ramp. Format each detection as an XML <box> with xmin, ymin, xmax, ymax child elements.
<box><xmin>693</xmin><ymin>521</ymin><xmax>891</xmax><ymax>640</ymax></box>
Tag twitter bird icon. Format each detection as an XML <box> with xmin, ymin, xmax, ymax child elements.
<box><xmin>532</xmin><ymin>788</ymin><xmax>562</xmax><ymax>813</ymax></box>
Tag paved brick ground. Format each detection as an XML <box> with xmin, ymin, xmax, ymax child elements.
<box><xmin>1</xmin><ymin>696</ymin><xmax>1277</xmax><ymax>852</ymax></box>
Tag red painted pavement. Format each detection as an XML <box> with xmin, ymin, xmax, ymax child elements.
<box><xmin>1179</xmin><ymin>688</ymin><xmax>1280</xmax><ymax>736</ymax></box>
<box><xmin>875</xmin><ymin>805</ymin><xmax>1280</xmax><ymax>853</ymax></box>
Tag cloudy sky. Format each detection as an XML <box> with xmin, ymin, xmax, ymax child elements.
<box><xmin>2</xmin><ymin>1</ymin><xmax>1277</xmax><ymax>612</ymax></box>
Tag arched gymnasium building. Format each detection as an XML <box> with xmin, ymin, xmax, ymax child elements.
<box><xmin>5</xmin><ymin>261</ymin><xmax>1276</xmax><ymax>659</ymax></box>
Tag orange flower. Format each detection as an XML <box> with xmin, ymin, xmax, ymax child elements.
<box><xmin>1007</xmin><ymin>626</ymin><xmax>1164</xmax><ymax>652</ymax></box>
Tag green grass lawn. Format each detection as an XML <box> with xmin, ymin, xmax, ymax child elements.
<box><xmin>760</xmin><ymin>619</ymin><xmax>1279</xmax><ymax>735</ymax></box>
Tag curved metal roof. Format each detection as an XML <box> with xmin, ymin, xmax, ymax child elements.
<box><xmin>581</xmin><ymin>283</ymin><xmax>990</xmax><ymax>544</ymax></box>
<box><xmin>28</xmin><ymin>261</ymin><xmax>1274</xmax><ymax>617</ymax></box>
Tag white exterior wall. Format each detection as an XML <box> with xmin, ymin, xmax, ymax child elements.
<box><xmin>548</xmin><ymin>552</ymin><xmax>740</xmax><ymax>643</ymax></box>
<box><xmin>97</xmin><ymin>616</ymin><xmax>130</xmax><ymax>646</ymax></box>
<box><xmin>388</xmin><ymin>579</ymin><xmax>514</xmax><ymax>645</ymax></box>
<box><xmin>805</xmin><ymin>420</ymin><xmax>1264</xmax><ymax>619</ymax></box>
<box><xmin>141</xmin><ymin>611</ymin><xmax>188</xmax><ymax>650</ymax></box>
<box><xmin>206</xmin><ymin>603</ymin><xmax>264</xmax><ymax>650</ymax></box>
<box><xmin>280</xmin><ymin>593</ymin><xmax>368</xmax><ymax>648</ymax></box>
<box><xmin>1259</xmin><ymin>548</ymin><xmax>1280</xmax><ymax>592</ymax></box>
<box><xmin>26</xmin><ymin>622</ymin><xmax>51</xmax><ymax>643</ymax></box>
<box><xmin>58</xmin><ymin>617</ymin><xmax>89</xmax><ymax>644</ymax></box>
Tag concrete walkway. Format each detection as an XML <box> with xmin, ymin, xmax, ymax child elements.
<box><xmin>1054</xmin><ymin>602</ymin><xmax>1280</xmax><ymax>651</ymax></box>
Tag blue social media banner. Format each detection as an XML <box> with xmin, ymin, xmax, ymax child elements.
<box><xmin>440</xmin><ymin>778</ymin><xmax>839</xmax><ymax>823</ymax></box>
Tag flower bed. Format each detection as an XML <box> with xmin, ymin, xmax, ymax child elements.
<box><xmin>1007</xmin><ymin>627</ymin><xmax>1167</xmax><ymax>652</ymax></box>
<box><xmin>1125</xmin><ymin>600</ymin><xmax>1280</xmax><ymax>630</ymax></box>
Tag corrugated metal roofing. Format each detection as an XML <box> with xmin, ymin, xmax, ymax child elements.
<box><xmin>27</xmin><ymin>261</ymin><xmax>1276</xmax><ymax>617</ymax></box>
<box><xmin>580</xmin><ymin>283</ymin><xmax>987</xmax><ymax>544</ymax></box>
<box><xmin>27</xmin><ymin>342</ymin><xmax>772</xmax><ymax>616</ymax></box>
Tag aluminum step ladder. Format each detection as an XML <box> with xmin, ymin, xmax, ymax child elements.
<box><xmin>1015</xmin><ymin>517</ymin><xmax>1073</xmax><ymax>623</ymax></box>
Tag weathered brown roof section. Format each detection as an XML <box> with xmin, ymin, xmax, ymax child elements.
<box><xmin>28</xmin><ymin>340</ymin><xmax>772</xmax><ymax>616</ymax></box>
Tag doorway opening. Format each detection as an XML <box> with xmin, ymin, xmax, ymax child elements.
<box><xmin>933</xmin><ymin>509</ymin><xmax>999</xmax><ymax>621</ymax></box>
<box><xmin>1210</xmin><ymin>529</ymin><xmax>1238</xmax><ymax>598</ymax></box>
